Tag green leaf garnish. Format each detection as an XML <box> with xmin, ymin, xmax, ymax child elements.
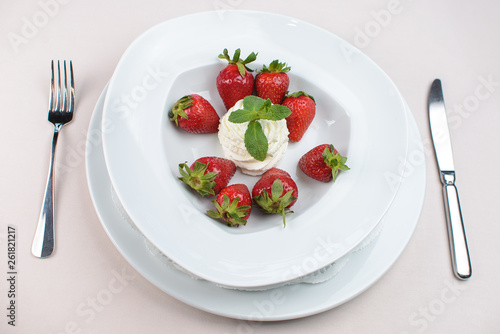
<box><xmin>229</xmin><ymin>96</ymin><xmax>291</xmax><ymax>161</ymax></box>
<box><xmin>260</xmin><ymin>104</ymin><xmax>292</xmax><ymax>120</ymax></box>
<box><xmin>227</xmin><ymin>109</ymin><xmax>258</xmax><ymax>123</ymax></box>
<box><xmin>228</xmin><ymin>96</ymin><xmax>265</xmax><ymax>123</ymax></box>
<box><xmin>245</xmin><ymin>121</ymin><xmax>268</xmax><ymax>162</ymax></box>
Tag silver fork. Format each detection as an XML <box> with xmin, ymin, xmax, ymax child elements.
<box><xmin>32</xmin><ymin>60</ymin><xmax>75</xmax><ymax>258</ymax></box>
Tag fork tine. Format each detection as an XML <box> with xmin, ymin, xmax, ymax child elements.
<box><xmin>62</xmin><ymin>60</ymin><xmax>68</xmax><ymax>112</ymax></box>
<box><xmin>69</xmin><ymin>60</ymin><xmax>75</xmax><ymax>112</ymax></box>
<box><xmin>55</xmin><ymin>60</ymin><xmax>61</xmax><ymax>112</ymax></box>
<box><xmin>49</xmin><ymin>60</ymin><xmax>55</xmax><ymax>111</ymax></box>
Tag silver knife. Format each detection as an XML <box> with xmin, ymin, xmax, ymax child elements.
<box><xmin>429</xmin><ymin>78</ymin><xmax>472</xmax><ymax>280</ymax></box>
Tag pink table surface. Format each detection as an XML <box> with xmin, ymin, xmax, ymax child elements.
<box><xmin>1</xmin><ymin>1</ymin><xmax>499</xmax><ymax>333</ymax></box>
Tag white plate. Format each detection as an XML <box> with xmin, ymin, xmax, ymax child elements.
<box><xmin>88</xmin><ymin>86</ymin><xmax>424</xmax><ymax>320</ymax></box>
<box><xmin>101</xmin><ymin>10</ymin><xmax>409</xmax><ymax>288</ymax></box>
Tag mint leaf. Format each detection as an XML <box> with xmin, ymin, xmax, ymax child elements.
<box><xmin>227</xmin><ymin>96</ymin><xmax>290</xmax><ymax>162</ymax></box>
<box><xmin>229</xmin><ymin>96</ymin><xmax>291</xmax><ymax>122</ymax></box>
<box><xmin>229</xmin><ymin>96</ymin><xmax>267</xmax><ymax>123</ymax></box>
<box><xmin>228</xmin><ymin>109</ymin><xmax>258</xmax><ymax>123</ymax></box>
<box><xmin>245</xmin><ymin>121</ymin><xmax>268</xmax><ymax>161</ymax></box>
<box><xmin>228</xmin><ymin>96</ymin><xmax>267</xmax><ymax>123</ymax></box>
<box><xmin>255</xmin><ymin>99</ymin><xmax>273</xmax><ymax>119</ymax></box>
<box><xmin>243</xmin><ymin>95</ymin><xmax>266</xmax><ymax>112</ymax></box>
<box><xmin>260</xmin><ymin>104</ymin><xmax>291</xmax><ymax>121</ymax></box>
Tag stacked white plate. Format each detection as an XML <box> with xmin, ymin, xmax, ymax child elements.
<box><xmin>86</xmin><ymin>10</ymin><xmax>426</xmax><ymax>320</ymax></box>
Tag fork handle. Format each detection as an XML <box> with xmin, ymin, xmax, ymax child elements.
<box><xmin>32</xmin><ymin>124</ymin><xmax>62</xmax><ymax>258</ymax></box>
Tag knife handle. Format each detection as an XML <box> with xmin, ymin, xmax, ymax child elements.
<box><xmin>441</xmin><ymin>171</ymin><xmax>472</xmax><ymax>279</ymax></box>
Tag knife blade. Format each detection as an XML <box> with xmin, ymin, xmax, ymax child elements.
<box><xmin>429</xmin><ymin>78</ymin><xmax>472</xmax><ymax>280</ymax></box>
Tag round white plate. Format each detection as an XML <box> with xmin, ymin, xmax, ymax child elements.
<box><xmin>88</xmin><ymin>85</ymin><xmax>424</xmax><ymax>320</ymax></box>
<box><xmin>101</xmin><ymin>10</ymin><xmax>409</xmax><ymax>288</ymax></box>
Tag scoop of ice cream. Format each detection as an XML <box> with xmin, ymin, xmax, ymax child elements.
<box><xmin>218</xmin><ymin>99</ymin><xmax>289</xmax><ymax>176</ymax></box>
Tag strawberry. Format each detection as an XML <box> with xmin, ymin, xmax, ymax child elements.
<box><xmin>178</xmin><ymin>157</ymin><xmax>236</xmax><ymax>196</ymax></box>
<box><xmin>298</xmin><ymin>144</ymin><xmax>350</xmax><ymax>182</ymax></box>
<box><xmin>252</xmin><ymin>168</ymin><xmax>298</xmax><ymax>226</ymax></box>
<box><xmin>282</xmin><ymin>91</ymin><xmax>316</xmax><ymax>142</ymax></box>
<box><xmin>216</xmin><ymin>48</ymin><xmax>257</xmax><ymax>110</ymax></box>
<box><xmin>206</xmin><ymin>184</ymin><xmax>252</xmax><ymax>227</ymax></box>
<box><xmin>169</xmin><ymin>94</ymin><xmax>219</xmax><ymax>133</ymax></box>
<box><xmin>255</xmin><ymin>60</ymin><xmax>291</xmax><ymax>104</ymax></box>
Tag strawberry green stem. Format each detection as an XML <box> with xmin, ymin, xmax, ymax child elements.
<box><xmin>322</xmin><ymin>145</ymin><xmax>350</xmax><ymax>182</ymax></box>
<box><xmin>285</xmin><ymin>91</ymin><xmax>316</xmax><ymax>103</ymax></box>
<box><xmin>169</xmin><ymin>95</ymin><xmax>193</xmax><ymax>126</ymax></box>
<box><xmin>206</xmin><ymin>194</ymin><xmax>251</xmax><ymax>227</ymax></box>
<box><xmin>178</xmin><ymin>161</ymin><xmax>218</xmax><ymax>196</ymax></box>
<box><xmin>259</xmin><ymin>59</ymin><xmax>291</xmax><ymax>73</ymax></box>
<box><xmin>253</xmin><ymin>178</ymin><xmax>296</xmax><ymax>227</ymax></box>
<box><xmin>218</xmin><ymin>48</ymin><xmax>258</xmax><ymax>77</ymax></box>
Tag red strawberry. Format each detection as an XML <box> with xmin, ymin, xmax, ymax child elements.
<box><xmin>178</xmin><ymin>157</ymin><xmax>236</xmax><ymax>196</ymax></box>
<box><xmin>252</xmin><ymin>168</ymin><xmax>298</xmax><ymax>226</ymax></box>
<box><xmin>169</xmin><ymin>94</ymin><xmax>219</xmax><ymax>133</ymax></box>
<box><xmin>216</xmin><ymin>48</ymin><xmax>257</xmax><ymax>110</ymax></box>
<box><xmin>206</xmin><ymin>184</ymin><xmax>252</xmax><ymax>227</ymax></box>
<box><xmin>255</xmin><ymin>60</ymin><xmax>291</xmax><ymax>104</ymax></box>
<box><xmin>282</xmin><ymin>91</ymin><xmax>316</xmax><ymax>142</ymax></box>
<box><xmin>298</xmin><ymin>144</ymin><xmax>350</xmax><ymax>182</ymax></box>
